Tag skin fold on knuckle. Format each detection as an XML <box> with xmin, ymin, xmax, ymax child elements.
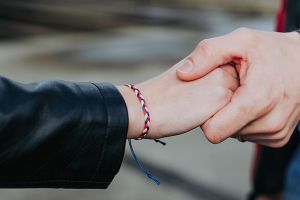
<box><xmin>236</xmin><ymin>99</ymin><xmax>254</xmax><ymax>117</ymax></box>
<box><xmin>242</xmin><ymin>115</ymin><xmax>288</xmax><ymax>136</ymax></box>
<box><xmin>221</xmin><ymin>72</ymin><xmax>239</xmax><ymax>91</ymax></box>
<box><xmin>265</xmin><ymin>117</ymin><xmax>287</xmax><ymax>134</ymax></box>
<box><xmin>212</xmin><ymin>86</ymin><xmax>232</xmax><ymax>106</ymax></box>
<box><xmin>245</xmin><ymin>128</ymin><xmax>286</xmax><ymax>141</ymax></box>
<box><xmin>209</xmin><ymin>68</ymin><xmax>230</xmax><ymax>88</ymax></box>
<box><xmin>233</xmin><ymin>27</ymin><xmax>252</xmax><ymax>35</ymax></box>
<box><xmin>196</xmin><ymin>38</ymin><xmax>216</xmax><ymax>59</ymax></box>
<box><xmin>245</xmin><ymin>114</ymin><xmax>296</xmax><ymax>145</ymax></box>
<box><xmin>221</xmin><ymin>65</ymin><xmax>239</xmax><ymax>80</ymax></box>
<box><xmin>232</xmin><ymin>27</ymin><xmax>256</xmax><ymax>43</ymax></box>
<box><xmin>254</xmin><ymin>132</ymin><xmax>289</xmax><ymax>148</ymax></box>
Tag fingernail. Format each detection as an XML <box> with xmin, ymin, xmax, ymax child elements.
<box><xmin>177</xmin><ymin>59</ymin><xmax>194</xmax><ymax>73</ymax></box>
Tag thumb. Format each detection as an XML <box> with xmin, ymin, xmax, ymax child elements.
<box><xmin>176</xmin><ymin>31</ymin><xmax>246</xmax><ymax>81</ymax></box>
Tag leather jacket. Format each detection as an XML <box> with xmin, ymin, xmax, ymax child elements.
<box><xmin>0</xmin><ymin>76</ymin><xmax>128</xmax><ymax>188</ymax></box>
<box><xmin>286</xmin><ymin>0</ymin><xmax>300</xmax><ymax>31</ymax></box>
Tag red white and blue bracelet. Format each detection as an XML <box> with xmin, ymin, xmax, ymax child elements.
<box><xmin>125</xmin><ymin>84</ymin><xmax>165</xmax><ymax>185</ymax></box>
<box><xmin>126</xmin><ymin>84</ymin><xmax>151</xmax><ymax>140</ymax></box>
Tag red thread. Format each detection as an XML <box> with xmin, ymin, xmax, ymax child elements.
<box><xmin>126</xmin><ymin>84</ymin><xmax>150</xmax><ymax>140</ymax></box>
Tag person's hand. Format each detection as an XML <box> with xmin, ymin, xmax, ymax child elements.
<box><xmin>176</xmin><ymin>28</ymin><xmax>300</xmax><ymax>147</ymax></box>
<box><xmin>119</xmin><ymin>61</ymin><xmax>238</xmax><ymax>139</ymax></box>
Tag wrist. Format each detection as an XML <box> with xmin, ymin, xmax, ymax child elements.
<box><xmin>117</xmin><ymin>86</ymin><xmax>145</xmax><ymax>139</ymax></box>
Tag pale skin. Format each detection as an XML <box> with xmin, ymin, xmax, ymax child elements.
<box><xmin>176</xmin><ymin>28</ymin><xmax>300</xmax><ymax>148</ymax></box>
<box><xmin>118</xmin><ymin>61</ymin><xmax>239</xmax><ymax>139</ymax></box>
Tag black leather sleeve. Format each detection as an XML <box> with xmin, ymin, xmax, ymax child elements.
<box><xmin>0</xmin><ymin>76</ymin><xmax>128</xmax><ymax>188</ymax></box>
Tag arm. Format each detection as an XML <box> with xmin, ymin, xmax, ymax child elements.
<box><xmin>0</xmin><ymin>62</ymin><xmax>238</xmax><ymax>188</ymax></box>
<box><xmin>0</xmin><ymin>77</ymin><xmax>128</xmax><ymax>188</ymax></box>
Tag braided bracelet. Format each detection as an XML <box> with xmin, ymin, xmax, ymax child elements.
<box><xmin>126</xmin><ymin>84</ymin><xmax>150</xmax><ymax>140</ymax></box>
<box><xmin>125</xmin><ymin>84</ymin><xmax>165</xmax><ymax>185</ymax></box>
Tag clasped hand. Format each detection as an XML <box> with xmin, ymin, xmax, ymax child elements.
<box><xmin>176</xmin><ymin>28</ymin><xmax>300</xmax><ymax>148</ymax></box>
<box><xmin>121</xmin><ymin>28</ymin><xmax>300</xmax><ymax>148</ymax></box>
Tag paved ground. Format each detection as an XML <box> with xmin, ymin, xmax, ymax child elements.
<box><xmin>0</xmin><ymin>9</ymin><xmax>275</xmax><ymax>200</ymax></box>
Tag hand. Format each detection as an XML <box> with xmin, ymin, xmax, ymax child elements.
<box><xmin>119</xmin><ymin>61</ymin><xmax>238</xmax><ymax>139</ymax></box>
<box><xmin>176</xmin><ymin>28</ymin><xmax>300</xmax><ymax>147</ymax></box>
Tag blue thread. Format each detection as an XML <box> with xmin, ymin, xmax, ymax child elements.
<box><xmin>128</xmin><ymin>139</ymin><xmax>166</xmax><ymax>185</ymax></box>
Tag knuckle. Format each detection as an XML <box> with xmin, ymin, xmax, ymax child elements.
<box><xmin>234</xmin><ymin>27</ymin><xmax>252</xmax><ymax>35</ymax></box>
<box><xmin>196</xmin><ymin>39</ymin><xmax>215</xmax><ymax>57</ymax></box>
<box><xmin>251</xmin><ymin>94</ymin><xmax>267</xmax><ymax>106</ymax></box>
<box><xmin>266</xmin><ymin>118</ymin><xmax>287</xmax><ymax>134</ymax></box>
<box><xmin>202</xmin><ymin>124</ymin><xmax>223</xmax><ymax>144</ymax></box>
<box><xmin>213</xmin><ymin>86</ymin><xmax>231</xmax><ymax>101</ymax></box>
<box><xmin>211</xmin><ymin>68</ymin><xmax>227</xmax><ymax>83</ymax></box>
<box><xmin>249</xmin><ymin>92</ymin><xmax>275</xmax><ymax>114</ymax></box>
<box><xmin>237</xmin><ymin>100</ymin><xmax>253</xmax><ymax>114</ymax></box>
<box><xmin>197</xmin><ymin>39</ymin><xmax>210</xmax><ymax>49</ymax></box>
<box><xmin>238</xmin><ymin>90</ymin><xmax>268</xmax><ymax>112</ymax></box>
<box><xmin>232</xmin><ymin>27</ymin><xmax>258</xmax><ymax>46</ymax></box>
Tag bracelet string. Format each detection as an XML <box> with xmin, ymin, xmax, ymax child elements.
<box><xmin>126</xmin><ymin>84</ymin><xmax>150</xmax><ymax>140</ymax></box>
<box><xmin>128</xmin><ymin>139</ymin><xmax>161</xmax><ymax>185</ymax></box>
<box><xmin>125</xmin><ymin>84</ymin><xmax>165</xmax><ymax>185</ymax></box>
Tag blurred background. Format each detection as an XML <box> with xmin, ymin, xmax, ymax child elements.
<box><xmin>0</xmin><ymin>0</ymin><xmax>280</xmax><ymax>199</ymax></box>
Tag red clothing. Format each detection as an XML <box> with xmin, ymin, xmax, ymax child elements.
<box><xmin>276</xmin><ymin>0</ymin><xmax>287</xmax><ymax>32</ymax></box>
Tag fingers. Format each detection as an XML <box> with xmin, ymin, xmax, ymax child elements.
<box><xmin>192</xmin><ymin>88</ymin><xmax>234</xmax><ymax>129</ymax></box>
<box><xmin>238</xmin><ymin>101</ymin><xmax>294</xmax><ymax>135</ymax></box>
<box><xmin>220</xmin><ymin>65</ymin><xmax>239</xmax><ymax>91</ymax></box>
<box><xmin>201</xmin><ymin>87</ymin><xmax>275</xmax><ymax>144</ymax></box>
<box><xmin>220</xmin><ymin>64</ymin><xmax>238</xmax><ymax>79</ymax></box>
<box><xmin>205</xmin><ymin>67</ymin><xmax>239</xmax><ymax>91</ymax></box>
<box><xmin>242</xmin><ymin>108</ymin><xmax>299</xmax><ymax>148</ymax></box>
<box><xmin>224</xmin><ymin>71</ymin><xmax>239</xmax><ymax>92</ymax></box>
<box><xmin>176</xmin><ymin>28</ymin><xmax>253</xmax><ymax>81</ymax></box>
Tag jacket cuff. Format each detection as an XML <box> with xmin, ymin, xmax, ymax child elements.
<box><xmin>91</xmin><ymin>83</ymin><xmax>128</xmax><ymax>188</ymax></box>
